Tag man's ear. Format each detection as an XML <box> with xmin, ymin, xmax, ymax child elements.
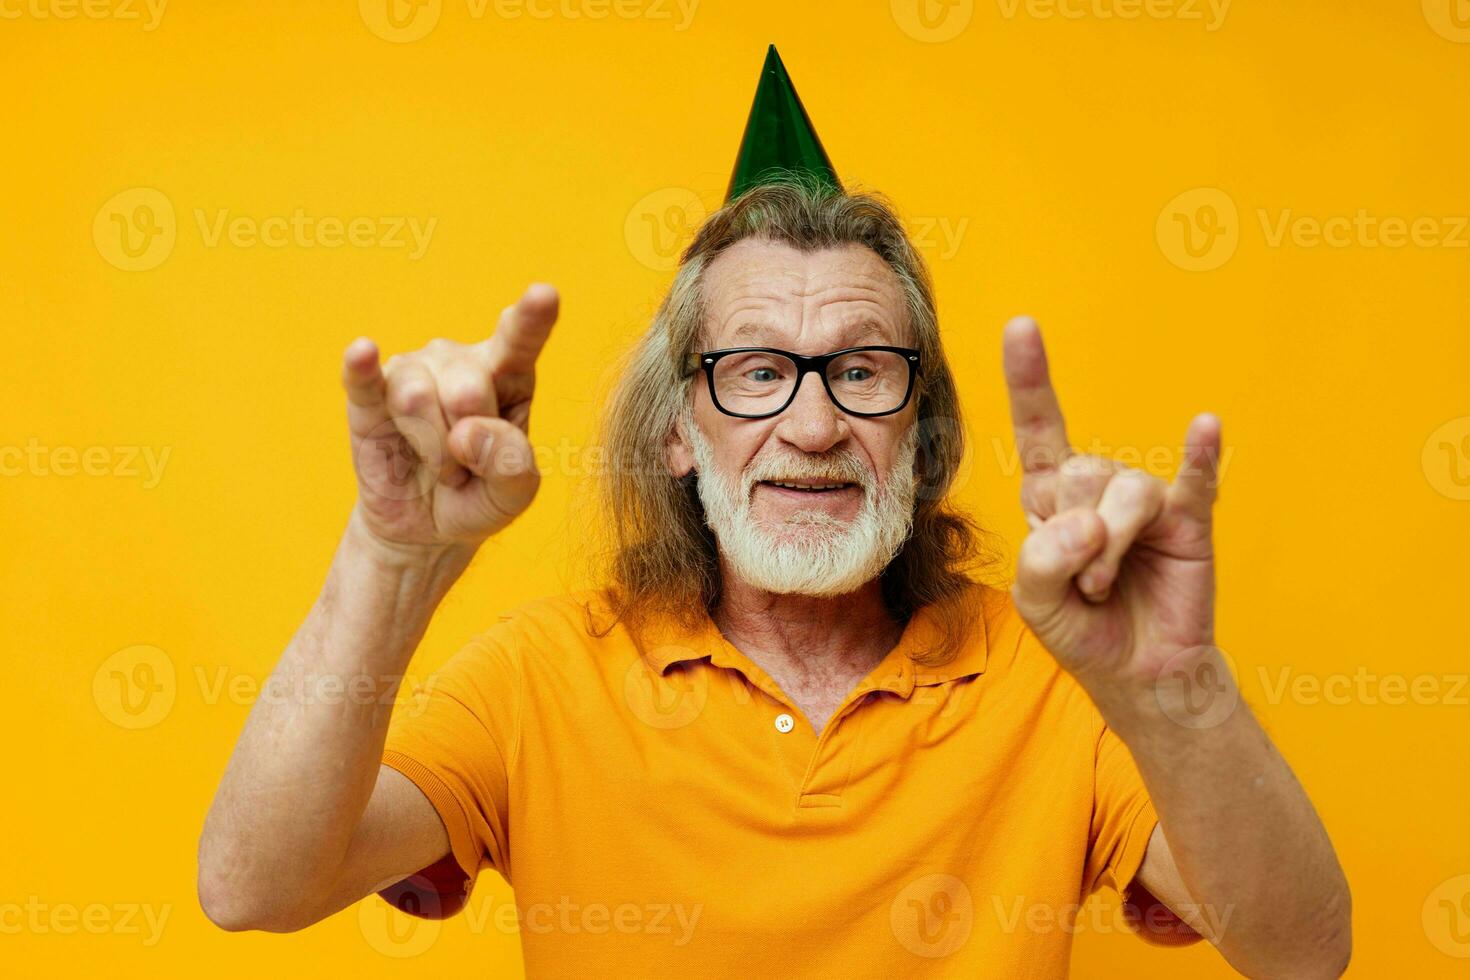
<box><xmin>665</xmin><ymin>413</ymin><xmax>696</xmax><ymax>479</ymax></box>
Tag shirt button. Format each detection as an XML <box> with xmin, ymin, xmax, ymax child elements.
<box><xmin>774</xmin><ymin>713</ymin><xmax>795</xmax><ymax>733</ymax></box>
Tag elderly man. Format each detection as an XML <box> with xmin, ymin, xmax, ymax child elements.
<box><xmin>199</xmin><ymin>51</ymin><xmax>1349</xmax><ymax>979</ymax></box>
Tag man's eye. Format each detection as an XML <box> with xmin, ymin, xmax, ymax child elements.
<box><xmin>839</xmin><ymin>367</ymin><xmax>873</xmax><ymax>382</ymax></box>
<box><xmin>747</xmin><ymin>368</ymin><xmax>779</xmax><ymax>382</ymax></box>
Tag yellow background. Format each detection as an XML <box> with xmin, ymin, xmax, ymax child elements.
<box><xmin>3</xmin><ymin>0</ymin><xmax>1468</xmax><ymax>975</ymax></box>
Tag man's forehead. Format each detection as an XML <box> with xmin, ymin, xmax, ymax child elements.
<box><xmin>701</xmin><ymin>240</ymin><xmax>907</xmax><ymax>344</ymax></box>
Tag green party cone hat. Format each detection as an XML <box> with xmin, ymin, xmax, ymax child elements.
<box><xmin>726</xmin><ymin>45</ymin><xmax>841</xmax><ymax>203</ymax></box>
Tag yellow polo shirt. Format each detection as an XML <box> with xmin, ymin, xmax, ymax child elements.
<box><xmin>380</xmin><ymin>583</ymin><xmax>1162</xmax><ymax>977</ymax></box>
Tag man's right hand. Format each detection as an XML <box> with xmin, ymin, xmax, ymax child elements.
<box><xmin>341</xmin><ymin>283</ymin><xmax>559</xmax><ymax>552</ymax></box>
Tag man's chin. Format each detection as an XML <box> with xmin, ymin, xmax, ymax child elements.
<box><xmin>737</xmin><ymin>569</ymin><xmax>876</xmax><ymax>600</ymax></box>
<box><xmin>750</xmin><ymin>520</ymin><xmax>846</xmax><ymax>551</ymax></box>
<box><xmin>722</xmin><ymin>530</ymin><xmax>883</xmax><ymax>597</ymax></box>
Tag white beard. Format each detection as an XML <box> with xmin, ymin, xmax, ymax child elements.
<box><xmin>684</xmin><ymin>414</ymin><xmax>919</xmax><ymax>598</ymax></box>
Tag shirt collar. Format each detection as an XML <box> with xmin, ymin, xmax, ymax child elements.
<box><xmin>631</xmin><ymin>587</ymin><xmax>990</xmax><ymax>700</ymax></box>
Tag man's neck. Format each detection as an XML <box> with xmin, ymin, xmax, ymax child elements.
<box><xmin>712</xmin><ymin>566</ymin><xmax>906</xmax><ymax>732</ymax></box>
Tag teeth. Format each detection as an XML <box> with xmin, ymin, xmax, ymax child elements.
<box><xmin>769</xmin><ymin>481</ymin><xmax>847</xmax><ymax>490</ymax></box>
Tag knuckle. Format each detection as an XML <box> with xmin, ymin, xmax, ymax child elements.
<box><xmin>1058</xmin><ymin>455</ymin><xmax>1093</xmax><ymax>477</ymax></box>
<box><xmin>1111</xmin><ymin>468</ymin><xmax>1156</xmax><ymax>500</ymax></box>
<box><xmin>389</xmin><ymin>381</ymin><xmax>432</xmax><ymax>413</ymax></box>
<box><xmin>1132</xmin><ymin>470</ymin><xmax>1167</xmax><ymax>504</ymax></box>
<box><xmin>1071</xmin><ymin>506</ymin><xmax>1103</xmax><ymax>536</ymax></box>
<box><xmin>445</xmin><ymin>383</ymin><xmax>487</xmax><ymax>416</ymax></box>
<box><xmin>1018</xmin><ymin>530</ymin><xmax>1061</xmax><ymax>575</ymax></box>
<box><xmin>1059</xmin><ymin>454</ymin><xmax>1110</xmax><ymax>488</ymax></box>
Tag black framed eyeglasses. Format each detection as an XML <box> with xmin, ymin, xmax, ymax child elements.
<box><xmin>689</xmin><ymin>346</ymin><xmax>921</xmax><ymax>419</ymax></box>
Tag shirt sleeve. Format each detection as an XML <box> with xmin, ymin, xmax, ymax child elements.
<box><xmin>1083</xmin><ymin>717</ymin><xmax>1159</xmax><ymax>899</ymax></box>
<box><xmin>381</xmin><ymin>620</ymin><xmax>523</xmax><ymax>888</ymax></box>
<box><xmin>1083</xmin><ymin>715</ymin><xmax>1207</xmax><ymax>947</ymax></box>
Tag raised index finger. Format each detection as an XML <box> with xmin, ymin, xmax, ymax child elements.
<box><xmin>484</xmin><ymin>282</ymin><xmax>560</xmax><ymax>374</ymax></box>
<box><xmin>1002</xmin><ymin>317</ymin><xmax>1072</xmax><ymax>474</ymax></box>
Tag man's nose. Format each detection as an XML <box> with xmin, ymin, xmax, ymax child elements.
<box><xmin>775</xmin><ymin>372</ymin><xmax>848</xmax><ymax>452</ymax></box>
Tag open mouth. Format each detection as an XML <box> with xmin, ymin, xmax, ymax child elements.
<box><xmin>757</xmin><ymin>480</ymin><xmax>859</xmax><ymax>496</ymax></box>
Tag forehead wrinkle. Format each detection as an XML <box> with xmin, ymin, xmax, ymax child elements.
<box><xmin>722</xmin><ymin>305</ymin><xmax>898</xmax><ymax>350</ymax></box>
<box><xmin>700</xmin><ymin>243</ymin><xmax>909</xmax><ymax>348</ymax></box>
<box><xmin>702</xmin><ymin>271</ymin><xmax>792</xmax><ymax>347</ymax></box>
<box><xmin>771</xmin><ymin>260</ymin><xmax>906</xmax><ymax>347</ymax></box>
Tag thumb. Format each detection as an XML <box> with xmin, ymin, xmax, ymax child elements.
<box><xmin>448</xmin><ymin>416</ymin><xmax>540</xmax><ymax>515</ymax></box>
<box><xmin>1013</xmin><ymin>507</ymin><xmax>1107</xmax><ymax>627</ymax></box>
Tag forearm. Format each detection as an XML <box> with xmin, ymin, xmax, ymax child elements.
<box><xmin>1099</xmin><ymin>657</ymin><xmax>1351</xmax><ymax>978</ymax></box>
<box><xmin>198</xmin><ymin>508</ymin><xmax>474</xmax><ymax>928</ymax></box>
